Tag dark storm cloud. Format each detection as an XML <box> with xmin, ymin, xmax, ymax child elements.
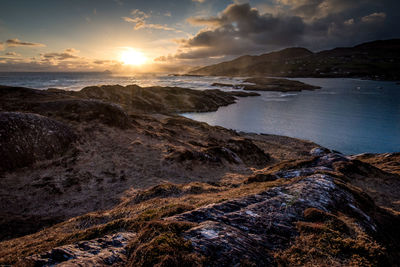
<box><xmin>177</xmin><ymin>3</ymin><xmax>306</xmax><ymax>59</ymax></box>
<box><xmin>175</xmin><ymin>1</ymin><xmax>399</xmax><ymax>60</ymax></box>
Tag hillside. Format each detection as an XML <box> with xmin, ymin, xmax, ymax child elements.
<box><xmin>189</xmin><ymin>39</ymin><xmax>400</xmax><ymax>80</ymax></box>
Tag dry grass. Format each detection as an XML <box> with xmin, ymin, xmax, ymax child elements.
<box><xmin>274</xmin><ymin>209</ymin><xmax>387</xmax><ymax>266</ymax></box>
<box><xmin>126</xmin><ymin>220</ymin><xmax>203</xmax><ymax>267</ymax></box>
<box><xmin>355</xmin><ymin>153</ymin><xmax>400</xmax><ymax>175</ymax></box>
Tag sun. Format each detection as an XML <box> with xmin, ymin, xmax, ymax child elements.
<box><xmin>120</xmin><ymin>48</ymin><xmax>147</xmax><ymax>66</ymax></box>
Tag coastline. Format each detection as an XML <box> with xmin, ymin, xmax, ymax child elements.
<box><xmin>0</xmin><ymin>83</ymin><xmax>399</xmax><ymax>265</ymax></box>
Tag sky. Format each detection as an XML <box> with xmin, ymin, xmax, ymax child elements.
<box><xmin>0</xmin><ymin>0</ymin><xmax>399</xmax><ymax>72</ymax></box>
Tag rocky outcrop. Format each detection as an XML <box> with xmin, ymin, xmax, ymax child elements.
<box><xmin>0</xmin><ymin>112</ymin><xmax>76</xmax><ymax>172</ymax></box>
<box><xmin>165</xmin><ymin>137</ymin><xmax>270</xmax><ymax>168</ymax></box>
<box><xmin>164</xmin><ymin>152</ymin><xmax>399</xmax><ymax>266</ymax></box>
<box><xmin>0</xmin><ymin>86</ymin><xmax>130</xmax><ymax>128</ymax></box>
<box><xmin>77</xmin><ymin>85</ymin><xmax>241</xmax><ymax>113</ymax></box>
<box><xmin>170</xmin><ymin>174</ymin><xmax>367</xmax><ymax>266</ymax></box>
<box><xmin>20</xmin><ymin>232</ymin><xmax>135</xmax><ymax>267</ymax></box>
<box><xmin>240</xmin><ymin>77</ymin><xmax>321</xmax><ymax>91</ymax></box>
<box><xmin>211</xmin><ymin>79</ymin><xmax>320</xmax><ymax>92</ymax></box>
<box><xmin>0</xmin><ymin>85</ymin><xmax>258</xmax><ymax>117</ymax></box>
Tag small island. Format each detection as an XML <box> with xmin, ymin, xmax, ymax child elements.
<box><xmin>212</xmin><ymin>77</ymin><xmax>321</xmax><ymax>92</ymax></box>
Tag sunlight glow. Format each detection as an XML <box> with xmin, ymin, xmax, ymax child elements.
<box><xmin>120</xmin><ymin>48</ymin><xmax>147</xmax><ymax>66</ymax></box>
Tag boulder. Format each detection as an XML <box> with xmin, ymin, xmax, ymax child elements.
<box><xmin>0</xmin><ymin>112</ymin><xmax>76</xmax><ymax>172</ymax></box>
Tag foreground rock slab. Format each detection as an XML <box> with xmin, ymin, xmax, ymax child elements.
<box><xmin>169</xmin><ymin>173</ymin><xmax>375</xmax><ymax>266</ymax></box>
<box><xmin>20</xmin><ymin>232</ymin><xmax>135</xmax><ymax>267</ymax></box>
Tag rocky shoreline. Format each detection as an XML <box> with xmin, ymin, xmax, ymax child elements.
<box><xmin>0</xmin><ymin>84</ymin><xmax>399</xmax><ymax>266</ymax></box>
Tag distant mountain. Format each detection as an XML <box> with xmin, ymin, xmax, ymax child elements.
<box><xmin>188</xmin><ymin>39</ymin><xmax>400</xmax><ymax>80</ymax></box>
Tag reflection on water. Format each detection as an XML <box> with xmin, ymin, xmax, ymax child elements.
<box><xmin>183</xmin><ymin>78</ymin><xmax>400</xmax><ymax>155</ymax></box>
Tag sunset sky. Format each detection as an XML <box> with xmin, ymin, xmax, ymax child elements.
<box><xmin>0</xmin><ymin>0</ymin><xmax>398</xmax><ymax>72</ymax></box>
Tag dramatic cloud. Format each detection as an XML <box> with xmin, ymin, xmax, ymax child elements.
<box><xmin>154</xmin><ymin>55</ymin><xmax>175</xmax><ymax>62</ymax></box>
<box><xmin>344</xmin><ymin>18</ymin><xmax>354</xmax><ymax>26</ymax></box>
<box><xmin>5</xmin><ymin>38</ymin><xmax>45</xmax><ymax>47</ymax></box>
<box><xmin>5</xmin><ymin>52</ymin><xmax>20</xmax><ymax>56</ymax></box>
<box><xmin>275</xmin><ymin>0</ymin><xmax>358</xmax><ymax>21</ymax></box>
<box><xmin>177</xmin><ymin>3</ymin><xmax>306</xmax><ymax>59</ymax></box>
<box><xmin>361</xmin><ymin>12</ymin><xmax>386</xmax><ymax>23</ymax></box>
<box><xmin>93</xmin><ymin>59</ymin><xmax>119</xmax><ymax>65</ymax></box>
<box><xmin>64</xmin><ymin>48</ymin><xmax>80</xmax><ymax>54</ymax></box>
<box><xmin>173</xmin><ymin>1</ymin><xmax>397</xmax><ymax>60</ymax></box>
<box><xmin>41</xmin><ymin>48</ymin><xmax>80</xmax><ymax>61</ymax></box>
<box><xmin>0</xmin><ymin>42</ymin><xmax>4</xmax><ymax>51</ymax></box>
<box><xmin>123</xmin><ymin>9</ymin><xmax>182</xmax><ymax>32</ymax></box>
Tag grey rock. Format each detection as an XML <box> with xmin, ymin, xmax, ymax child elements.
<box><xmin>24</xmin><ymin>232</ymin><xmax>135</xmax><ymax>266</ymax></box>
<box><xmin>168</xmin><ymin>169</ymin><xmax>377</xmax><ymax>266</ymax></box>
<box><xmin>310</xmin><ymin>147</ymin><xmax>330</xmax><ymax>156</ymax></box>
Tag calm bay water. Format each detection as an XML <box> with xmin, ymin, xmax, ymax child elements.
<box><xmin>184</xmin><ymin>78</ymin><xmax>400</xmax><ymax>155</ymax></box>
<box><xmin>1</xmin><ymin>72</ymin><xmax>399</xmax><ymax>154</ymax></box>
